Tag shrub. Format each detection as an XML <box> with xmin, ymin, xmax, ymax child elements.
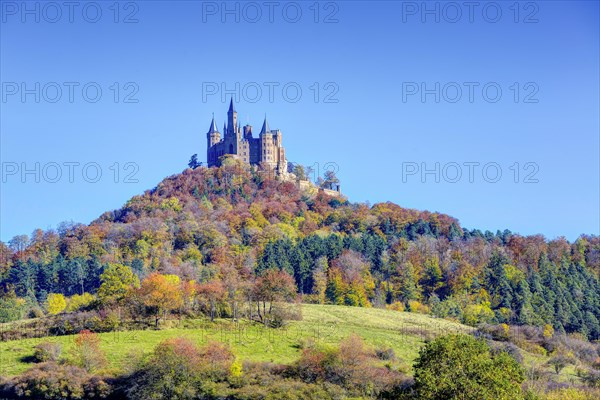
<box><xmin>126</xmin><ymin>338</ymin><xmax>236</xmax><ymax>400</ymax></box>
<box><xmin>70</xmin><ymin>330</ymin><xmax>107</xmax><ymax>372</ymax></box>
<box><xmin>0</xmin><ymin>295</ymin><xmax>27</xmax><ymax>322</ymax></box>
<box><xmin>27</xmin><ymin>306</ymin><xmax>44</xmax><ymax>319</ymax></box>
<box><xmin>126</xmin><ymin>337</ymin><xmax>203</xmax><ymax>400</ymax></box>
<box><xmin>291</xmin><ymin>334</ymin><xmax>405</xmax><ymax>398</ymax></box>
<box><xmin>580</xmin><ymin>368</ymin><xmax>600</xmax><ymax>388</ymax></box>
<box><xmin>386</xmin><ymin>301</ymin><xmax>406</xmax><ymax>312</ymax></box>
<box><xmin>543</xmin><ymin>387</ymin><xmax>600</xmax><ymax>400</ymax></box>
<box><xmin>33</xmin><ymin>341</ymin><xmax>62</xmax><ymax>363</ymax></box>
<box><xmin>375</xmin><ymin>346</ymin><xmax>396</xmax><ymax>361</ymax></box>
<box><xmin>66</xmin><ymin>293</ymin><xmax>95</xmax><ymax>312</ymax></box>
<box><xmin>413</xmin><ymin>334</ymin><xmax>525</xmax><ymax>400</ymax></box>
<box><xmin>2</xmin><ymin>362</ymin><xmax>111</xmax><ymax>399</ymax></box>
<box><xmin>198</xmin><ymin>340</ymin><xmax>236</xmax><ymax>380</ymax></box>
<box><xmin>491</xmin><ymin>342</ymin><xmax>524</xmax><ymax>364</ymax></box>
<box><xmin>479</xmin><ymin>324</ymin><xmax>510</xmax><ymax>341</ymax></box>
<box><xmin>408</xmin><ymin>300</ymin><xmax>430</xmax><ymax>314</ymax></box>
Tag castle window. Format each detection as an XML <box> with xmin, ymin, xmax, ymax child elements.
<box><xmin>229</xmin><ymin>144</ymin><xmax>234</xmax><ymax>153</ymax></box>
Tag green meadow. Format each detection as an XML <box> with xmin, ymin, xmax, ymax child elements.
<box><xmin>1</xmin><ymin>304</ymin><xmax>569</xmax><ymax>381</ymax></box>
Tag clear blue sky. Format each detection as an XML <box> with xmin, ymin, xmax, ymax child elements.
<box><xmin>1</xmin><ymin>1</ymin><xmax>598</xmax><ymax>242</ymax></box>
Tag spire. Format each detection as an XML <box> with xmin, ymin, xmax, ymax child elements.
<box><xmin>207</xmin><ymin>113</ymin><xmax>218</xmax><ymax>134</ymax></box>
<box><xmin>228</xmin><ymin>97</ymin><xmax>235</xmax><ymax>113</ymax></box>
<box><xmin>223</xmin><ymin>122</ymin><xmax>227</xmax><ymax>133</ymax></box>
<box><xmin>260</xmin><ymin>115</ymin><xmax>270</xmax><ymax>135</ymax></box>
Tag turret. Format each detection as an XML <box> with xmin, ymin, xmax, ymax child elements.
<box><xmin>227</xmin><ymin>97</ymin><xmax>237</xmax><ymax>136</ymax></box>
<box><xmin>206</xmin><ymin>114</ymin><xmax>220</xmax><ymax>145</ymax></box>
<box><xmin>259</xmin><ymin>115</ymin><xmax>270</xmax><ymax>136</ymax></box>
<box><xmin>206</xmin><ymin>114</ymin><xmax>221</xmax><ymax>167</ymax></box>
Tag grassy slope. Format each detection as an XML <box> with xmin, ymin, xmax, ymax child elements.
<box><xmin>0</xmin><ymin>304</ymin><xmax>562</xmax><ymax>380</ymax></box>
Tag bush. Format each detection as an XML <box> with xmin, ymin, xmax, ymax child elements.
<box><xmin>2</xmin><ymin>362</ymin><xmax>111</xmax><ymax>399</ymax></box>
<box><xmin>413</xmin><ymin>334</ymin><xmax>525</xmax><ymax>400</ymax></box>
<box><xmin>479</xmin><ymin>324</ymin><xmax>511</xmax><ymax>341</ymax></box>
<box><xmin>375</xmin><ymin>346</ymin><xmax>396</xmax><ymax>361</ymax></box>
<box><xmin>543</xmin><ymin>387</ymin><xmax>600</xmax><ymax>400</ymax></box>
<box><xmin>126</xmin><ymin>338</ymin><xmax>236</xmax><ymax>400</ymax></box>
<box><xmin>491</xmin><ymin>342</ymin><xmax>524</xmax><ymax>364</ymax></box>
<box><xmin>408</xmin><ymin>300</ymin><xmax>430</xmax><ymax>314</ymax></box>
<box><xmin>267</xmin><ymin>303</ymin><xmax>303</xmax><ymax>328</ymax></box>
<box><xmin>580</xmin><ymin>369</ymin><xmax>600</xmax><ymax>388</ymax></box>
<box><xmin>291</xmin><ymin>334</ymin><xmax>406</xmax><ymax>398</ymax></box>
<box><xmin>33</xmin><ymin>341</ymin><xmax>62</xmax><ymax>363</ymax></box>
<box><xmin>126</xmin><ymin>337</ymin><xmax>203</xmax><ymax>400</ymax></box>
<box><xmin>386</xmin><ymin>301</ymin><xmax>406</xmax><ymax>312</ymax></box>
<box><xmin>66</xmin><ymin>293</ymin><xmax>95</xmax><ymax>312</ymax></box>
<box><xmin>0</xmin><ymin>295</ymin><xmax>27</xmax><ymax>322</ymax></box>
<box><xmin>70</xmin><ymin>330</ymin><xmax>107</xmax><ymax>372</ymax></box>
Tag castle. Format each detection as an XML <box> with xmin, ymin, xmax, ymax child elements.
<box><xmin>206</xmin><ymin>98</ymin><xmax>287</xmax><ymax>175</ymax></box>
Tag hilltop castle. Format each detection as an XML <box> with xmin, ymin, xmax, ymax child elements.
<box><xmin>206</xmin><ymin>99</ymin><xmax>287</xmax><ymax>175</ymax></box>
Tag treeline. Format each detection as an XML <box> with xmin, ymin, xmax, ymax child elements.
<box><xmin>1</xmin><ymin>160</ymin><xmax>599</xmax><ymax>338</ymax></box>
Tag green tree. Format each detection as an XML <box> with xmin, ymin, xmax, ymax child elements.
<box><xmin>321</xmin><ymin>170</ymin><xmax>339</xmax><ymax>190</ymax></box>
<box><xmin>97</xmin><ymin>263</ymin><xmax>140</xmax><ymax>305</ymax></box>
<box><xmin>413</xmin><ymin>334</ymin><xmax>525</xmax><ymax>400</ymax></box>
<box><xmin>292</xmin><ymin>164</ymin><xmax>307</xmax><ymax>181</ymax></box>
<box><xmin>188</xmin><ymin>153</ymin><xmax>199</xmax><ymax>169</ymax></box>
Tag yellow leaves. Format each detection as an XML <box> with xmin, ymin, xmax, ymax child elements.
<box><xmin>463</xmin><ymin>303</ymin><xmax>495</xmax><ymax>325</ymax></box>
<box><xmin>503</xmin><ymin>264</ymin><xmax>525</xmax><ymax>284</ymax></box>
<box><xmin>275</xmin><ymin>223</ymin><xmax>298</xmax><ymax>240</ymax></box>
<box><xmin>386</xmin><ymin>301</ymin><xmax>406</xmax><ymax>312</ymax></box>
<box><xmin>46</xmin><ymin>293</ymin><xmax>67</xmax><ymax>315</ymax></box>
<box><xmin>249</xmin><ymin>204</ymin><xmax>268</xmax><ymax>227</ymax></box>
<box><xmin>543</xmin><ymin>324</ymin><xmax>555</xmax><ymax>339</ymax></box>
<box><xmin>164</xmin><ymin>274</ymin><xmax>180</xmax><ymax>285</ymax></box>
<box><xmin>182</xmin><ymin>245</ymin><xmax>203</xmax><ymax>262</ymax></box>
<box><xmin>160</xmin><ymin>197</ymin><xmax>182</xmax><ymax>212</ymax></box>
<box><xmin>408</xmin><ymin>300</ymin><xmax>430</xmax><ymax>314</ymax></box>
<box><xmin>229</xmin><ymin>358</ymin><xmax>243</xmax><ymax>377</ymax></box>
<box><xmin>67</xmin><ymin>293</ymin><xmax>95</xmax><ymax>312</ymax></box>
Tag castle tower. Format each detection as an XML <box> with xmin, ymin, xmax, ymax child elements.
<box><xmin>227</xmin><ymin>98</ymin><xmax>237</xmax><ymax>137</ymax></box>
<box><xmin>206</xmin><ymin>115</ymin><xmax>221</xmax><ymax>166</ymax></box>
<box><xmin>259</xmin><ymin>116</ymin><xmax>275</xmax><ymax>167</ymax></box>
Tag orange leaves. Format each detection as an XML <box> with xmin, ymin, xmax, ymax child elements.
<box><xmin>254</xmin><ymin>269</ymin><xmax>296</xmax><ymax>303</ymax></box>
<box><xmin>137</xmin><ymin>273</ymin><xmax>184</xmax><ymax>313</ymax></box>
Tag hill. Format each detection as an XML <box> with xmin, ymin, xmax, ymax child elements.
<box><xmin>1</xmin><ymin>160</ymin><xmax>599</xmax><ymax>338</ymax></box>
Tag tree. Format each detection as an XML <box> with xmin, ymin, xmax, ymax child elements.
<box><xmin>254</xmin><ymin>269</ymin><xmax>296</xmax><ymax>323</ymax></box>
<box><xmin>196</xmin><ymin>279</ymin><xmax>226</xmax><ymax>322</ymax></box>
<box><xmin>413</xmin><ymin>334</ymin><xmax>525</xmax><ymax>400</ymax></box>
<box><xmin>547</xmin><ymin>354</ymin><xmax>576</xmax><ymax>374</ymax></box>
<box><xmin>322</xmin><ymin>170</ymin><xmax>340</xmax><ymax>190</ymax></box>
<box><xmin>46</xmin><ymin>293</ymin><xmax>67</xmax><ymax>315</ymax></box>
<box><xmin>138</xmin><ymin>273</ymin><xmax>184</xmax><ymax>327</ymax></box>
<box><xmin>97</xmin><ymin>263</ymin><xmax>140</xmax><ymax>305</ymax></box>
<box><xmin>293</xmin><ymin>164</ymin><xmax>307</xmax><ymax>181</ymax></box>
<box><xmin>188</xmin><ymin>154</ymin><xmax>200</xmax><ymax>169</ymax></box>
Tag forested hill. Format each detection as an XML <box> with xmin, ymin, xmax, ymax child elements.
<box><xmin>1</xmin><ymin>160</ymin><xmax>599</xmax><ymax>338</ymax></box>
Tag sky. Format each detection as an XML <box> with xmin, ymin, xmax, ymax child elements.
<box><xmin>1</xmin><ymin>0</ymin><xmax>599</xmax><ymax>242</ymax></box>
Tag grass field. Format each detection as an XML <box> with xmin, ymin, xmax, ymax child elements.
<box><xmin>0</xmin><ymin>304</ymin><xmax>570</xmax><ymax>382</ymax></box>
